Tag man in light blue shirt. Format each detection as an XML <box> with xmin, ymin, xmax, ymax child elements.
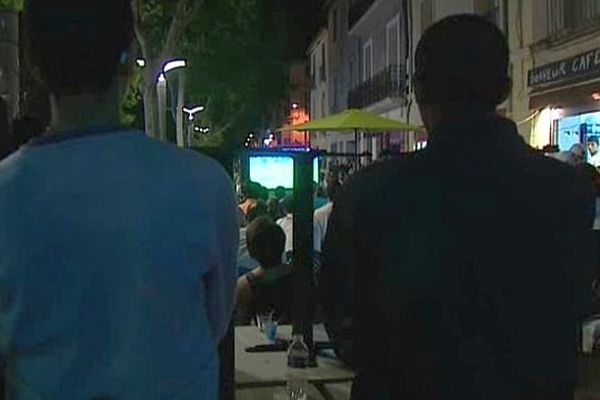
<box><xmin>0</xmin><ymin>1</ymin><xmax>238</xmax><ymax>399</ymax></box>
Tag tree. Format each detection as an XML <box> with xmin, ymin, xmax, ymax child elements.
<box><xmin>128</xmin><ymin>0</ymin><xmax>289</xmax><ymax>148</ymax></box>
<box><xmin>131</xmin><ymin>0</ymin><xmax>203</xmax><ymax>139</ymax></box>
<box><xmin>184</xmin><ymin>0</ymin><xmax>288</xmax><ymax>148</ymax></box>
<box><xmin>0</xmin><ymin>0</ymin><xmax>24</xmax><ymax>11</ymax></box>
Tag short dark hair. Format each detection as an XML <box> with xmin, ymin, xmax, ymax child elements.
<box><xmin>415</xmin><ymin>14</ymin><xmax>509</xmax><ymax>111</ymax></box>
<box><xmin>589</xmin><ymin>136</ymin><xmax>599</xmax><ymax>146</ymax></box>
<box><xmin>26</xmin><ymin>0</ymin><xmax>134</xmax><ymax>97</ymax></box>
<box><xmin>326</xmin><ymin>179</ymin><xmax>341</xmax><ymax>201</ymax></box>
<box><xmin>283</xmin><ymin>195</ymin><xmax>296</xmax><ymax>215</ymax></box>
<box><xmin>245</xmin><ymin>182</ymin><xmax>262</xmax><ymax>200</ymax></box>
<box><xmin>247</xmin><ymin>217</ymin><xmax>286</xmax><ymax>268</ymax></box>
<box><xmin>247</xmin><ymin>200</ymin><xmax>268</xmax><ymax>224</ymax></box>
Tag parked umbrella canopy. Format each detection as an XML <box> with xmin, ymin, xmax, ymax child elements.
<box><xmin>280</xmin><ymin>109</ymin><xmax>421</xmax><ymax>165</ymax></box>
<box><xmin>280</xmin><ymin>109</ymin><xmax>421</xmax><ymax>133</ymax></box>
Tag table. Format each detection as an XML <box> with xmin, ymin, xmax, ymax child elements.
<box><xmin>235</xmin><ymin>324</ymin><xmax>355</xmax><ymax>398</ymax></box>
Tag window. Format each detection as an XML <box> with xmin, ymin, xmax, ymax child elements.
<box><xmin>547</xmin><ymin>0</ymin><xmax>600</xmax><ymax>36</ymax></box>
<box><xmin>349</xmin><ymin>58</ymin><xmax>355</xmax><ymax>89</ymax></box>
<box><xmin>320</xmin><ymin>43</ymin><xmax>327</xmax><ymax>81</ymax></box>
<box><xmin>386</xmin><ymin>15</ymin><xmax>400</xmax><ymax>67</ymax></box>
<box><xmin>421</xmin><ymin>0</ymin><xmax>433</xmax><ymax>34</ymax></box>
<box><xmin>363</xmin><ymin>39</ymin><xmax>373</xmax><ymax>82</ymax></box>
<box><xmin>321</xmin><ymin>92</ymin><xmax>327</xmax><ymax>117</ymax></box>
<box><xmin>332</xmin><ymin>73</ymin><xmax>338</xmax><ymax>110</ymax></box>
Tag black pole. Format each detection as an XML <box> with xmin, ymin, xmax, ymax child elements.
<box><xmin>292</xmin><ymin>152</ymin><xmax>315</xmax><ymax>357</ymax></box>
<box><xmin>354</xmin><ymin>129</ymin><xmax>360</xmax><ymax>169</ymax></box>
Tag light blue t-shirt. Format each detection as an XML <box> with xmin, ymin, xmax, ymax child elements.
<box><xmin>0</xmin><ymin>130</ymin><xmax>238</xmax><ymax>400</ymax></box>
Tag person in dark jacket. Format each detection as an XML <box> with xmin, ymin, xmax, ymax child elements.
<box><xmin>321</xmin><ymin>15</ymin><xmax>595</xmax><ymax>400</ymax></box>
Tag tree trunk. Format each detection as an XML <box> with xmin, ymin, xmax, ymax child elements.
<box><xmin>142</xmin><ymin>79</ymin><xmax>158</xmax><ymax>138</ymax></box>
<box><xmin>0</xmin><ymin>11</ymin><xmax>19</xmax><ymax>120</ymax></box>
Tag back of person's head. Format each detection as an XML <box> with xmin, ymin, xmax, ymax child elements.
<box><xmin>326</xmin><ymin>178</ymin><xmax>341</xmax><ymax>202</ymax></box>
<box><xmin>283</xmin><ymin>195</ymin><xmax>296</xmax><ymax>215</ymax></box>
<box><xmin>245</xmin><ymin>182</ymin><xmax>262</xmax><ymax>200</ymax></box>
<box><xmin>26</xmin><ymin>0</ymin><xmax>134</xmax><ymax>98</ymax></box>
<box><xmin>274</xmin><ymin>186</ymin><xmax>286</xmax><ymax>200</ymax></box>
<box><xmin>267</xmin><ymin>198</ymin><xmax>283</xmax><ymax>220</ymax></box>
<box><xmin>247</xmin><ymin>200</ymin><xmax>268</xmax><ymax>224</ymax></box>
<box><xmin>415</xmin><ymin>14</ymin><xmax>509</xmax><ymax>114</ymax></box>
<box><xmin>576</xmin><ymin>162</ymin><xmax>600</xmax><ymax>196</ymax></box>
<box><xmin>246</xmin><ymin>217</ymin><xmax>286</xmax><ymax>269</ymax></box>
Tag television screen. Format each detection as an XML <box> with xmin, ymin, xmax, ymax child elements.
<box><xmin>249</xmin><ymin>156</ymin><xmax>319</xmax><ymax>189</ymax></box>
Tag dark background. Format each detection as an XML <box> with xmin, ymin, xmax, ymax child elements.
<box><xmin>286</xmin><ymin>0</ymin><xmax>325</xmax><ymax>59</ymax></box>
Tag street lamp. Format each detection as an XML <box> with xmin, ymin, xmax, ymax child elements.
<box><xmin>163</xmin><ymin>59</ymin><xmax>187</xmax><ymax>73</ymax></box>
<box><xmin>136</xmin><ymin>58</ymin><xmax>146</xmax><ymax>68</ymax></box>
<box><xmin>184</xmin><ymin>105</ymin><xmax>207</xmax><ymax>147</ymax></box>
<box><xmin>158</xmin><ymin>58</ymin><xmax>187</xmax><ymax>146</ymax></box>
<box><xmin>183</xmin><ymin>105</ymin><xmax>206</xmax><ymax>121</ymax></box>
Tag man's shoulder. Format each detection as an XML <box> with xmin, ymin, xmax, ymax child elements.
<box><xmin>341</xmin><ymin>154</ymin><xmax>421</xmax><ymax>199</ymax></box>
<box><xmin>140</xmin><ymin>136</ymin><xmax>233</xmax><ymax>188</ymax></box>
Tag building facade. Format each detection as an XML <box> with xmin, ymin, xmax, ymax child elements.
<box><xmin>316</xmin><ymin>0</ymin><xmax>508</xmax><ymax>157</ymax></box>
<box><xmin>280</xmin><ymin>61</ymin><xmax>311</xmax><ymax>147</ymax></box>
<box><xmin>507</xmin><ymin>0</ymin><xmax>600</xmax><ymax>152</ymax></box>
<box><xmin>407</xmin><ymin>0</ymin><xmax>507</xmax><ymax>149</ymax></box>
<box><xmin>347</xmin><ymin>0</ymin><xmax>410</xmax><ymax>157</ymax></box>
<box><xmin>309</xmin><ymin>29</ymin><xmax>330</xmax><ymax>151</ymax></box>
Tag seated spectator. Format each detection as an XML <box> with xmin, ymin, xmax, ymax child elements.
<box><xmin>239</xmin><ymin>181</ymin><xmax>262</xmax><ymax>218</ymax></box>
<box><xmin>236</xmin><ymin>217</ymin><xmax>292</xmax><ymax>324</ymax></box>
<box><xmin>238</xmin><ymin>200</ymin><xmax>268</xmax><ymax>277</ymax></box>
<box><xmin>315</xmin><ymin>178</ymin><xmax>342</xmax><ymax>245</ymax></box>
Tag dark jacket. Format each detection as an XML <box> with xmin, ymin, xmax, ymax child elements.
<box><xmin>321</xmin><ymin>116</ymin><xmax>595</xmax><ymax>400</ymax></box>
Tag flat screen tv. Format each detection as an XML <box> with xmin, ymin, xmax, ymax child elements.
<box><xmin>248</xmin><ymin>156</ymin><xmax>319</xmax><ymax>190</ymax></box>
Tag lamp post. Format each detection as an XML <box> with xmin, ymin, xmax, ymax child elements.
<box><xmin>158</xmin><ymin>59</ymin><xmax>187</xmax><ymax>144</ymax></box>
<box><xmin>183</xmin><ymin>105</ymin><xmax>206</xmax><ymax>148</ymax></box>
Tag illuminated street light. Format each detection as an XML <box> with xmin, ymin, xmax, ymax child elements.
<box><xmin>183</xmin><ymin>105</ymin><xmax>206</xmax><ymax>121</ymax></box>
<box><xmin>136</xmin><ymin>58</ymin><xmax>146</xmax><ymax>68</ymax></box>
<box><xmin>291</xmin><ymin>102</ymin><xmax>299</xmax><ymax>110</ymax></box>
<box><xmin>592</xmin><ymin>92</ymin><xmax>600</xmax><ymax>101</ymax></box>
<box><xmin>163</xmin><ymin>59</ymin><xmax>187</xmax><ymax>73</ymax></box>
<box><xmin>158</xmin><ymin>73</ymin><xmax>166</xmax><ymax>83</ymax></box>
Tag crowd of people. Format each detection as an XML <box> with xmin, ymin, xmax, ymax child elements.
<box><xmin>0</xmin><ymin>3</ymin><xmax>598</xmax><ymax>400</ymax></box>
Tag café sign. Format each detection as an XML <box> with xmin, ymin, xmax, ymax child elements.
<box><xmin>528</xmin><ymin>48</ymin><xmax>600</xmax><ymax>87</ymax></box>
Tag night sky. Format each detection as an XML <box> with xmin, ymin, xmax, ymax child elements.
<box><xmin>286</xmin><ymin>0</ymin><xmax>325</xmax><ymax>59</ymax></box>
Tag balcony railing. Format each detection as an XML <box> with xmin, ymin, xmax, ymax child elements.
<box><xmin>547</xmin><ymin>0</ymin><xmax>600</xmax><ymax>37</ymax></box>
<box><xmin>349</xmin><ymin>0</ymin><xmax>376</xmax><ymax>29</ymax></box>
<box><xmin>348</xmin><ymin>65</ymin><xmax>407</xmax><ymax>109</ymax></box>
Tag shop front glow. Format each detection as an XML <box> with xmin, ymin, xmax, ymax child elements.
<box><xmin>248</xmin><ymin>156</ymin><xmax>319</xmax><ymax>189</ymax></box>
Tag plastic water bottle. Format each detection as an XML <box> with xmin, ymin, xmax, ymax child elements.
<box><xmin>287</xmin><ymin>334</ymin><xmax>310</xmax><ymax>400</ymax></box>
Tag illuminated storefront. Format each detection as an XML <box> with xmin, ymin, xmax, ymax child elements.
<box><xmin>528</xmin><ymin>47</ymin><xmax>600</xmax><ymax>154</ymax></box>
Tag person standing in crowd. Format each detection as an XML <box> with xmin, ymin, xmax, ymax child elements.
<box><xmin>577</xmin><ymin>162</ymin><xmax>600</xmax><ymax>312</ymax></box>
<box><xmin>238</xmin><ymin>200</ymin><xmax>268</xmax><ymax>277</ymax></box>
<box><xmin>278</xmin><ymin>195</ymin><xmax>323</xmax><ymax>261</ymax></box>
<box><xmin>588</xmin><ymin>136</ymin><xmax>600</xmax><ymax>167</ymax></box>
<box><xmin>314</xmin><ymin>177</ymin><xmax>341</xmax><ymax>246</ymax></box>
<box><xmin>0</xmin><ymin>1</ymin><xmax>238</xmax><ymax>399</ymax></box>
<box><xmin>236</xmin><ymin>217</ymin><xmax>292</xmax><ymax>325</ymax></box>
<box><xmin>321</xmin><ymin>15</ymin><xmax>594</xmax><ymax>400</ymax></box>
